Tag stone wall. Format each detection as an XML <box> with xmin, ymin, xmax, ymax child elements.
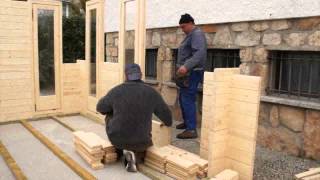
<box><xmin>105</xmin><ymin>16</ymin><xmax>320</xmax><ymax>160</ymax></box>
<box><xmin>259</xmin><ymin>103</ymin><xmax>320</xmax><ymax>160</ymax></box>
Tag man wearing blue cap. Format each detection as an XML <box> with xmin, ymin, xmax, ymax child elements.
<box><xmin>175</xmin><ymin>13</ymin><xmax>207</xmax><ymax>139</ymax></box>
<box><xmin>97</xmin><ymin>63</ymin><xmax>172</xmax><ymax>172</ymax></box>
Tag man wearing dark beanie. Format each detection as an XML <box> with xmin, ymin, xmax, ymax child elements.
<box><xmin>175</xmin><ymin>13</ymin><xmax>207</xmax><ymax>139</ymax></box>
<box><xmin>96</xmin><ymin>64</ymin><xmax>172</xmax><ymax>172</ymax></box>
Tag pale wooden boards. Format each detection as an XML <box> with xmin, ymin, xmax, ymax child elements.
<box><xmin>145</xmin><ymin>145</ymin><xmax>208</xmax><ymax>179</ymax></box>
<box><xmin>201</xmin><ymin>68</ymin><xmax>261</xmax><ymax>180</ymax></box>
<box><xmin>0</xmin><ymin>0</ymin><xmax>33</xmax><ymax>122</ymax></box>
<box><xmin>295</xmin><ymin>168</ymin><xmax>320</xmax><ymax>180</ymax></box>
<box><xmin>213</xmin><ymin>169</ymin><xmax>239</xmax><ymax>180</ymax></box>
<box><xmin>152</xmin><ymin>120</ymin><xmax>171</xmax><ymax>147</ymax></box>
<box><xmin>73</xmin><ymin>131</ymin><xmax>117</xmax><ymax>170</ymax></box>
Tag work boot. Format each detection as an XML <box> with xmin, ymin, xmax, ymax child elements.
<box><xmin>176</xmin><ymin>130</ymin><xmax>198</xmax><ymax>139</ymax></box>
<box><xmin>176</xmin><ymin>123</ymin><xmax>187</xmax><ymax>130</ymax></box>
<box><xmin>123</xmin><ymin>150</ymin><xmax>137</xmax><ymax>172</ymax></box>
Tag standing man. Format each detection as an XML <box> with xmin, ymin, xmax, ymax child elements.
<box><xmin>175</xmin><ymin>13</ymin><xmax>207</xmax><ymax>139</ymax></box>
<box><xmin>96</xmin><ymin>64</ymin><xmax>172</xmax><ymax>172</ymax></box>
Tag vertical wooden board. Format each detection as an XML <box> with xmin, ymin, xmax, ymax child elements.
<box><xmin>209</xmin><ymin>109</ymin><xmax>229</xmax><ymax>131</ymax></box>
<box><xmin>228</xmin><ymin>128</ymin><xmax>256</xmax><ymax>141</ymax></box>
<box><xmin>208</xmin><ymin>158</ymin><xmax>230</xmax><ymax>177</ymax></box>
<box><xmin>209</xmin><ymin>130</ymin><xmax>229</xmax><ymax>143</ymax></box>
<box><xmin>228</xmin><ymin>113</ymin><xmax>257</xmax><ymax>130</ymax></box>
<box><xmin>226</xmin><ymin>147</ymin><xmax>254</xmax><ymax>166</ymax></box>
<box><xmin>215</xmin><ymin>169</ymin><xmax>239</xmax><ymax>180</ymax></box>
<box><xmin>202</xmin><ymin>94</ymin><xmax>215</xmax><ymax>109</ymax></box>
<box><xmin>151</xmin><ymin>120</ymin><xmax>171</xmax><ymax>147</ymax></box>
<box><xmin>227</xmin><ymin>135</ymin><xmax>255</xmax><ymax>153</ymax></box>
<box><xmin>231</xmin><ymin>88</ymin><xmax>260</xmax><ymax>104</ymax></box>
<box><xmin>200</xmin><ymin>147</ymin><xmax>208</xmax><ymax>160</ymax></box>
<box><xmin>229</xmin><ymin>100</ymin><xmax>259</xmax><ymax>117</ymax></box>
<box><xmin>208</xmin><ymin>141</ymin><xmax>227</xmax><ymax>160</ymax></box>
<box><xmin>88</xmin><ymin>96</ymin><xmax>98</xmax><ymax>113</ymax></box>
<box><xmin>231</xmin><ymin>75</ymin><xmax>261</xmax><ymax>91</ymax></box>
<box><xmin>204</xmin><ymin>72</ymin><xmax>215</xmax><ymax>84</ymax></box>
<box><xmin>203</xmin><ymin>84</ymin><xmax>215</xmax><ymax>96</ymax></box>
<box><xmin>228</xmin><ymin>159</ymin><xmax>253</xmax><ymax>180</ymax></box>
<box><xmin>200</xmin><ymin>129</ymin><xmax>209</xmax><ymax>149</ymax></box>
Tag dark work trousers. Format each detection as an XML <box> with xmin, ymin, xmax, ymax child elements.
<box><xmin>179</xmin><ymin>70</ymin><xmax>204</xmax><ymax>130</ymax></box>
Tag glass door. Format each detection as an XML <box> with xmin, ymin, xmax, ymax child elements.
<box><xmin>86</xmin><ymin>0</ymin><xmax>103</xmax><ymax>113</ymax></box>
<box><xmin>33</xmin><ymin>3</ymin><xmax>61</xmax><ymax>111</ymax></box>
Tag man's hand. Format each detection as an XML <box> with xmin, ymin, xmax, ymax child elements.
<box><xmin>177</xmin><ymin>66</ymin><xmax>188</xmax><ymax>76</ymax></box>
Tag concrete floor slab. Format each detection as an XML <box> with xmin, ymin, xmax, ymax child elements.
<box><xmin>0</xmin><ymin>156</ymin><xmax>15</xmax><ymax>180</ymax></box>
<box><xmin>0</xmin><ymin>124</ymin><xmax>81</xmax><ymax>180</ymax></box>
<box><xmin>59</xmin><ymin>116</ymin><xmax>108</xmax><ymax>140</ymax></box>
<box><xmin>30</xmin><ymin>119</ymin><xmax>150</xmax><ymax>180</ymax></box>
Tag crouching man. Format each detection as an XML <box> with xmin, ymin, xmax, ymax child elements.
<box><xmin>96</xmin><ymin>64</ymin><xmax>172</xmax><ymax>172</ymax></box>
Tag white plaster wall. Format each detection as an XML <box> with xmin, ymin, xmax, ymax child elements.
<box><xmin>104</xmin><ymin>0</ymin><xmax>320</xmax><ymax>32</ymax></box>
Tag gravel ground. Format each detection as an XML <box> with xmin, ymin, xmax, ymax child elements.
<box><xmin>253</xmin><ymin>145</ymin><xmax>320</xmax><ymax>180</ymax></box>
<box><xmin>169</xmin><ymin>120</ymin><xmax>320</xmax><ymax>180</ymax></box>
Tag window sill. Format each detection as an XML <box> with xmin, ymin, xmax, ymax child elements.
<box><xmin>260</xmin><ymin>95</ymin><xmax>320</xmax><ymax>110</ymax></box>
<box><xmin>144</xmin><ymin>79</ymin><xmax>159</xmax><ymax>85</ymax></box>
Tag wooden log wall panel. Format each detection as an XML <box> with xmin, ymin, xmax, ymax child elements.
<box><xmin>0</xmin><ymin>0</ymin><xmax>33</xmax><ymax>122</ymax></box>
<box><xmin>99</xmin><ymin>63</ymin><xmax>121</xmax><ymax>96</ymax></box>
<box><xmin>201</xmin><ymin>68</ymin><xmax>261</xmax><ymax>180</ymax></box>
<box><xmin>62</xmin><ymin>63</ymin><xmax>82</xmax><ymax>114</ymax></box>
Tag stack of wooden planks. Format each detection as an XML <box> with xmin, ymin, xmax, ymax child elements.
<box><xmin>166</xmin><ymin>155</ymin><xmax>198</xmax><ymax>180</ymax></box>
<box><xmin>295</xmin><ymin>168</ymin><xmax>320</xmax><ymax>180</ymax></box>
<box><xmin>145</xmin><ymin>146</ymin><xmax>170</xmax><ymax>173</ymax></box>
<box><xmin>73</xmin><ymin>131</ymin><xmax>117</xmax><ymax>170</ymax></box>
<box><xmin>144</xmin><ymin>145</ymin><xmax>208</xmax><ymax>179</ymax></box>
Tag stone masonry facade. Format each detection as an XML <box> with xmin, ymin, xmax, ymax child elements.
<box><xmin>105</xmin><ymin>16</ymin><xmax>320</xmax><ymax>160</ymax></box>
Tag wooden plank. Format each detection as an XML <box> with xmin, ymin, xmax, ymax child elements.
<box><xmin>231</xmin><ymin>75</ymin><xmax>261</xmax><ymax>91</ymax></box>
<box><xmin>231</xmin><ymin>88</ymin><xmax>259</xmax><ymax>104</ymax></box>
<box><xmin>166</xmin><ymin>155</ymin><xmax>198</xmax><ymax>171</ymax></box>
<box><xmin>302</xmin><ymin>174</ymin><xmax>320</xmax><ymax>180</ymax></box>
<box><xmin>208</xmin><ymin>158</ymin><xmax>229</xmax><ymax>177</ymax></box>
<box><xmin>227</xmin><ymin>135</ymin><xmax>255</xmax><ymax>153</ymax></box>
<box><xmin>228</xmin><ymin>159</ymin><xmax>253</xmax><ymax>180</ymax></box>
<box><xmin>228</xmin><ymin>128</ymin><xmax>256</xmax><ymax>141</ymax></box>
<box><xmin>296</xmin><ymin>168</ymin><xmax>320</xmax><ymax>179</ymax></box>
<box><xmin>215</xmin><ymin>169</ymin><xmax>239</xmax><ymax>180</ymax></box>
<box><xmin>226</xmin><ymin>147</ymin><xmax>254</xmax><ymax>166</ymax></box>
<box><xmin>73</xmin><ymin>131</ymin><xmax>103</xmax><ymax>149</ymax></box>
<box><xmin>228</xmin><ymin>113</ymin><xmax>258</xmax><ymax>130</ymax></box>
<box><xmin>229</xmin><ymin>100</ymin><xmax>259</xmax><ymax>117</ymax></box>
<box><xmin>152</xmin><ymin>120</ymin><xmax>171</xmax><ymax>147</ymax></box>
<box><xmin>0</xmin><ymin>140</ymin><xmax>27</xmax><ymax>180</ymax></box>
<box><xmin>208</xmin><ymin>141</ymin><xmax>227</xmax><ymax>160</ymax></box>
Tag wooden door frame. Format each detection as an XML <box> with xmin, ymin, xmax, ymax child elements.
<box><xmin>86</xmin><ymin>0</ymin><xmax>104</xmax><ymax>112</ymax></box>
<box><xmin>32</xmin><ymin>0</ymin><xmax>63</xmax><ymax>113</ymax></box>
<box><xmin>119</xmin><ymin>0</ymin><xmax>146</xmax><ymax>82</ymax></box>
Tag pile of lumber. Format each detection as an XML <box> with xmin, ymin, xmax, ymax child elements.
<box><xmin>166</xmin><ymin>155</ymin><xmax>198</xmax><ymax>180</ymax></box>
<box><xmin>73</xmin><ymin>131</ymin><xmax>117</xmax><ymax>170</ymax></box>
<box><xmin>145</xmin><ymin>146</ymin><xmax>171</xmax><ymax>173</ymax></box>
<box><xmin>145</xmin><ymin>145</ymin><xmax>208</xmax><ymax>179</ymax></box>
<box><xmin>210</xmin><ymin>169</ymin><xmax>239</xmax><ymax>180</ymax></box>
<box><xmin>295</xmin><ymin>168</ymin><xmax>320</xmax><ymax>180</ymax></box>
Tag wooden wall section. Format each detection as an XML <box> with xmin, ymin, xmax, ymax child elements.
<box><xmin>201</xmin><ymin>68</ymin><xmax>262</xmax><ymax>180</ymax></box>
<box><xmin>62</xmin><ymin>63</ymin><xmax>83</xmax><ymax>114</ymax></box>
<box><xmin>0</xmin><ymin>0</ymin><xmax>34</xmax><ymax>122</ymax></box>
<box><xmin>99</xmin><ymin>63</ymin><xmax>121</xmax><ymax>96</ymax></box>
